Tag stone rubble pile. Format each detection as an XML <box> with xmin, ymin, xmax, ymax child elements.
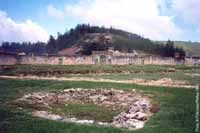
<box><xmin>18</xmin><ymin>88</ymin><xmax>141</xmax><ymax>111</ymax></box>
<box><xmin>16</xmin><ymin>88</ymin><xmax>154</xmax><ymax>130</ymax></box>
<box><xmin>112</xmin><ymin>98</ymin><xmax>151</xmax><ymax>130</ymax></box>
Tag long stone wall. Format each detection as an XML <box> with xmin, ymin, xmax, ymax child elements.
<box><xmin>19</xmin><ymin>56</ymin><xmax>95</xmax><ymax>65</ymax></box>
<box><xmin>184</xmin><ymin>58</ymin><xmax>200</xmax><ymax>66</ymax></box>
<box><xmin>0</xmin><ymin>53</ymin><xmax>188</xmax><ymax>66</ymax></box>
<box><xmin>8</xmin><ymin>55</ymin><xmax>183</xmax><ymax>65</ymax></box>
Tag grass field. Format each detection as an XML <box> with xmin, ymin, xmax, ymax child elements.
<box><xmin>1</xmin><ymin>64</ymin><xmax>199</xmax><ymax>85</ymax></box>
<box><xmin>0</xmin><ymin>64</ymin><xmax>174</xmax><ymax>75</ymax></box>
<box><xmin>0</xmin><ymin>64</ymin><xmax>199</xmax><ymax>133</ymax></box>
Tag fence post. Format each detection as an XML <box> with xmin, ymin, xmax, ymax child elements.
<box><xmin>196</xmin><ymin>84</ymin><xmax>199</xmax><ymax>133</ymax></box>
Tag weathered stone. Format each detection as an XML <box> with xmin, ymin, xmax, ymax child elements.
<box><xmin>16</xmin><ymin>88</ymin><xmax>154</xmax><ymax>130</ymax></box>
<box><xmin>33</xmin><ymin>111</ymin><xmax>63</xmax><ymax>120</ymax></box>
<box><xmin>76</xmin><ymin>120</ymin><xmax>94</xmax><ymax>124</ymax></box>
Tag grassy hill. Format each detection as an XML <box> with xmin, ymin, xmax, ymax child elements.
<box><xmin>0</xmin><ymin>24</ymin><xmax>186</xmax><ymax>58</ymax></box>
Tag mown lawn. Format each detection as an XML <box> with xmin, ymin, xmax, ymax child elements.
<box><xmin>0</xmin><ymin>79</ymin><xmax>196</xmax><ymax>133</ymax></box>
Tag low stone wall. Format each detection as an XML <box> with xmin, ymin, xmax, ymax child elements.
<box><xmin>0</xmin><ymin>55</ymin><xmax>18</xmax><ymax>65</ymax></box>
<box><xmin>19</xmin><ymin>56</ymin><xmax>95</xmax><ymax>65</ymax></box>
<box><xmin>185</xmin><ymin>58</ymin><xmax>200</xmax><ymax>66</ymax></box>
<box><xmin>18</xmin><ymin>55</ymin><xmax>183</xmax><ymax>65</ymax></box>
<box><xmin>19</xmin><ymin>56</ymin><xmax>60</xmax><ymax>65</ymax></box>
<box><xmin>144</xmin><ymin>56</ymin><xmax>177</xmax><ymax>65</ymax></box>
<box><xmin>0</xmin><ymin>55</ymin><xmax>185</xmax><ymax>66</ymax></box>
<box><xmin>107</xmin><ymin>56</ymin><xmax>179</xmax><ymax>65</ymax></box>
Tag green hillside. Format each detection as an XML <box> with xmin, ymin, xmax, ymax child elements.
<box><xmin>174</xmin><ymin>41</ymin><xmax>200</xmax><ymax>56</ymax></box>
<box><xmin>1</xmin><ymin>24</ymin><xmax>186</xmax><ymax>58</ymax></box>
<box><xmin>158</xmin><ymin>41</ymin><xmax>200</xmax><ymax>56</ymax></box>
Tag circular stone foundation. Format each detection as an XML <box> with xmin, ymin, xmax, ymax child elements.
<box><xmin>15</xmin><ymin>88</ymin><xmax>156</xmax><ymax>130</ymax></box>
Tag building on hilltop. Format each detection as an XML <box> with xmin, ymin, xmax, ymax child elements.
<box><xmin>58</xmin><ymin>46</ymin><xmax>82</xmax><ymax>56</ymax></box>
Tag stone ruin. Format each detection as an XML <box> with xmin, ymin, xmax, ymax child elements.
<box><xmin>15</xmin><ymin>88</ymin><xmax>157</xmax><ymax>130</ymax></box>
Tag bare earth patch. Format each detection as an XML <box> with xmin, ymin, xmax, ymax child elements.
<box><xmin>185</xmin><ymin>73</ymin><xmax>200</xmax><ymax>77</ymax></box>
<box><xmin>13</xmin><ymin>88</ymin><xmax>156</xmax><ymax>130</ymax></box>
<box><xmin>0</xmin><ymin>75</ymin><xmax>195</xmax><ymax>88</ymax></box>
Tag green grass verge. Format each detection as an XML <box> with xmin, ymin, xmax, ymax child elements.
<box><xmin>0</xmin><ymin>64</ymin><xmax>176</xmax><ymax>75</ymax></box>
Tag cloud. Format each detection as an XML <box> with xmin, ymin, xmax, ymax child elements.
<box><xmin>47</xmin><ymin>5</ymin><xmax>65</xmax><ymax>20</ymax></box>
<box><xmin>172</xmin><ymin>0</ymin><xmax>200</xmax><ymax>27</ymax></box>
<box><xmin>64</xmin><ymin>0</ymin><xmax>182</xmax><ymax>40</ymax></box>
<box><xmin>0</xmin><ymin>11</ymin><xmax>49</xmax><ymax>43</ymax></box>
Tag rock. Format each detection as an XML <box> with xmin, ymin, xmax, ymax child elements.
<box><xmin>63</xmin><ymin>117</ymin><xmax>77</xmax><ymax>122</ymax></box>
<box><xmin>17</xmin><ymin>88</ymin><xmax>154</xmax><ymax>130</ymax></box>
<box><xmin>32</xmin><ymin>111</ymin><xmax>48</xmax><ymax>118</ymax></box>
<box><xmin>48</xmin><ymin>114</ymin><xmax>63</xmax><ymax>120</ymax></box>
<box><xmin>112</xmin><ymin>122</ymin><xmax>122</xmax><ymax>128</ymax></box>
<box><xmin>112</xmin><ymin>98</ymin><xmax>152</xmax><ymax>130</ymax></box>
<box><xmin>97</xmin><ymin>122</ymin><xmax>109</xmax><ymax>125</ymax></box>
<box><xmin>33</xmin><ymin>111</ymin><xmax>63</xmax><ymax>120</ymax></box>
<box><xmin>24</xmin><ymin>94</ymin><xmax>32</xmax><ymax>98</ymax></box>
<box><xmin>76</xmin><ymin>120</ymin><xmax>94</xmax><ymax>124</ymax></box>
<box><xmin>70</xmin><ymin>118</ymin><xmax>77</xmax><ymax>121</ymax></box>
<box><xmin>128</xmin><ymin>106</ymin><xmax>140</xmax><ymax>113</ymax></box>
<box><xmin>63</xmin><ymin>89</ymin><xmax>69</xmax><ymax>92</ymax></box>
<box><xmin>89</xmin><ymin>95</ymin><xmax>100</xmax><ymax>101</ymax></box>
<box><xmin>134</xmin><ymin>112</ymin><xmax>147</xmax><ymax>121</ymax></box>
<box><xmin>125</xmin><ymin>113</ymin><xmax>135</xmax><ymax>118</ymax></box>
<box><xmin>133</xmin><ymin>121</ymin><xmax>144</xmax><ymax>129</ymax></box>
<box><xmin>99</xmin><ymin>96</ymin><xmax>107</xmax><ymax>101</ymax></box>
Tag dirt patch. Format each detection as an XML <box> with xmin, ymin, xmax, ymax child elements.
<box><xmin>0</xmin><ymin>76</ymin><xmax>195</xmax><ymax>88</ymax></box>
<box><xmin>14</xmin><ymin>88</ymin><xmax>155</xmax><ymax>130</ymax></box>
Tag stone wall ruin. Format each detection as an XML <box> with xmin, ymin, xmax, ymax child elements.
<box><xmin>0</xmin><ymin>54</ymin><xmax>185</xmax><ymax>66</ymax></box>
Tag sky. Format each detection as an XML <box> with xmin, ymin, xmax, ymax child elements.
<box><xmin>0</xmin><ymin>0</ymin><xmax>200</xmax><ymax>43</ymax></box>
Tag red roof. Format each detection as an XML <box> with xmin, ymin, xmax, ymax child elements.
<box><xmin>58</xmin><ymin>46</ymin><xmax>81</xmax><ymax>56</ymax></box>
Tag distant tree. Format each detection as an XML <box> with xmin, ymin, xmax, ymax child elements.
<box><xmin>46</xmin><ymin>35</ymin><xmax>57</xmax><ymax>54</ymax></box>
<box><xmin>164</xmin><ymin>40</ymin><xmax>175</xmax><ymax>57</ymax></box>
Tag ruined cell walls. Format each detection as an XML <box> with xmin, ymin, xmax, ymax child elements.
<box><xmin>18</xmin><ymin>56</ymin><xmax>95</xmax><ymax>65</ymax></box>
<box><xmin>0</xmin><ymin>52</ymin><xmax>187</xmax><ymax>66</ymax></box>
<box><xmin>15</xmin><ymin>55</ymin><xmax>183</xmax><ymax>66</ymax></box>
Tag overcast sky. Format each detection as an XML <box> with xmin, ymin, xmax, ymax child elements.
<box><xmin>0</xmin><ymin>0</ymin><xmax>200</xmax><ymax>42</ymax></box>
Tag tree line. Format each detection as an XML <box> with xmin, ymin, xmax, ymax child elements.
<box><xmin>0</xmin><ymin>24</ymin><xmax>185</xmax><ymax>59</ymax></box>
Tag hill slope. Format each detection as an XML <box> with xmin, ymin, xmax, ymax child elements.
<box><xmin>174</xmin><ymin>41</ymin><xmax>200</xmax><ymax>56</ymax></box>
<box><xmin>158</xmin><ymin>41</ymin><xmax>200</xmax><ymax>57</ymax></box>
<box><xmin>0</xmin><ymin>24</ymin><xmax>186</xmax><ymax>58</ymax></box>
<box><xmin>51</xmin><ymin>24</ymin><xmax>184</xmax><ymax>58</ymax></box>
